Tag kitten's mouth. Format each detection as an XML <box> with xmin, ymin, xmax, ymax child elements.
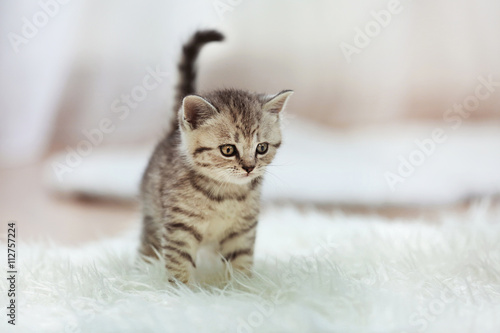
<box><xmin>234</xmin><ymin>172</ymin><xmax>257</xmax><ymax>181</ymax></box>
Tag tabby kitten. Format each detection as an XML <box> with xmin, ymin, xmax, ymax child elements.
<box><xmin>139</xmin><ymin>30</ymin><xmax>292</xmax><ymax>283</ymax></box>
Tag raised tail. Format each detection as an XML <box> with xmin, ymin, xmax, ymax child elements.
<box><xmin>171</xmin><ymin>30</ymin><xmax>224</xmax><ymax>131</ymax></box>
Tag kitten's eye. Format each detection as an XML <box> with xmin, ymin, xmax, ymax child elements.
<box><xmin>220</xmin><ymin>144</ymin><xmax>237</xmax><ymax>157</ymax></box>
<box><xmin>256</xmin><ymin>143</ymin><xmax>268</xmax><ymax>155</ymax></box>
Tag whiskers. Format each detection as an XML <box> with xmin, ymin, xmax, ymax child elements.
<box><xmin>261</xmin><ymin>168</ymin><xmax>286</xmax><ymax>186</ymax></box>
<box><xmin>265</xmin><ymin>161</ymin><xmax>295</xmax><ymax>168</ymax></box>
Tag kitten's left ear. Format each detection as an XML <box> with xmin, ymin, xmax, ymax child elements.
<box><xmin>181</xmin><ymin>95</ymin><xmax>218</xmax><ymax>129</ymax></box>
<box><xmin>263</xmin><ymin>90</ymin><xmax>293</xmax><ymax>114</ymax></box>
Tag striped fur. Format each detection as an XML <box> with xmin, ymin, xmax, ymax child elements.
<box><xmin>139</xmin><ymin>30</ymin><xmax>293</xmax><ymax>283</ymax></box>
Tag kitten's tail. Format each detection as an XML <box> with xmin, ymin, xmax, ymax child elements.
<box><xmin>172</xmin><ymin>30</ymin><xmax>224</xmax><ymax>130</ymax></box>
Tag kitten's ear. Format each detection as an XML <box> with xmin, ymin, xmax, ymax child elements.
<box><xmin>181</xmin><ymin>95</ymin><xmax>218</xmax><ymax>129</ymax></box>
<box><xmin>263</xmin><ymin>90</ymin><xmax>293</xmax><ymax>114</ymax></box>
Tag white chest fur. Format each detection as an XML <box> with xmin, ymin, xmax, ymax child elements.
<box><xmin>201</xmin><ymin>199</ymin><xmax>251</xmax><ymax>243</ymax></box>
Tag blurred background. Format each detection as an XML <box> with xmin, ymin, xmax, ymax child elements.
<box><xmin>1</xmin><ymin>0</ymin><xmax>499</xmax><ymax>244</ymax></box>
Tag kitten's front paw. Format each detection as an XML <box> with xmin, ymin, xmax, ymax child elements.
<box><xmin>167</xmin><ymin>271</ymin><xmax>191</xmax><ymax>285</ymax></box>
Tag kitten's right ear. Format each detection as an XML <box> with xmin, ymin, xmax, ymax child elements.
<box><xmin>181</xmin><ymin>95</ymin><xmax>218</xmax><ymax>130</ymax></box>
<box><xmin>263</xmin><ymin>90</ymin><xmax>294</xmax><ymax>114</ymax></box>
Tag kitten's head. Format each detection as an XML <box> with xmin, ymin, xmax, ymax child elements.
<box><xmin>178</xmin><ymin>89</ymin><xmax>292</xmax><ymax>184</ymax></box>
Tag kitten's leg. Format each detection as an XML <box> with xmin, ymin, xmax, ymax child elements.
<box><xmin>162</xmin><ymin>221</ymin><xmax>204</xmax><ymax>284</ymax></box>
<box><xmin>219</xmin><ymin>223</ymin><xmax>257</xmax><ymax>277</ymax></box>
<box><xmin>139</xmin><ymin>215</ymin><xmax>162</xmax><ymax>260</ymax></box>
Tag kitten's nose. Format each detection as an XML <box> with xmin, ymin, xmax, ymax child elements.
<box><xmin>242</xmin><ymin>165</ymin><xmax>255</xmax><ymax>174</ymax></box>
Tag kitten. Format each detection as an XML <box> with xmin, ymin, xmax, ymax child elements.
<box><xmin>139</xmin><ymin>30</ymin><xmax>293</xmax><ymax>283</ymax></box>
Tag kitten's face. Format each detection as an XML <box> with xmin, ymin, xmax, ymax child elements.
<box><xmin>179</xmin><ymin>89</ymin><xmax>292</xmax><ymax>185</ymax></box>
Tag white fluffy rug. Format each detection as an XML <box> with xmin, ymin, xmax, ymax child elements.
<box><xmin>2</xmin><ymin>204</ymin><xmax>500</xmax><ymax>332</ymax></box>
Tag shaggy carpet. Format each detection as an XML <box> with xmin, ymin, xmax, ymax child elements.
<box><xmin>1</xmin><ymin>204</ymin><xmax>500</xmax><ymax>333</ymax></box>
